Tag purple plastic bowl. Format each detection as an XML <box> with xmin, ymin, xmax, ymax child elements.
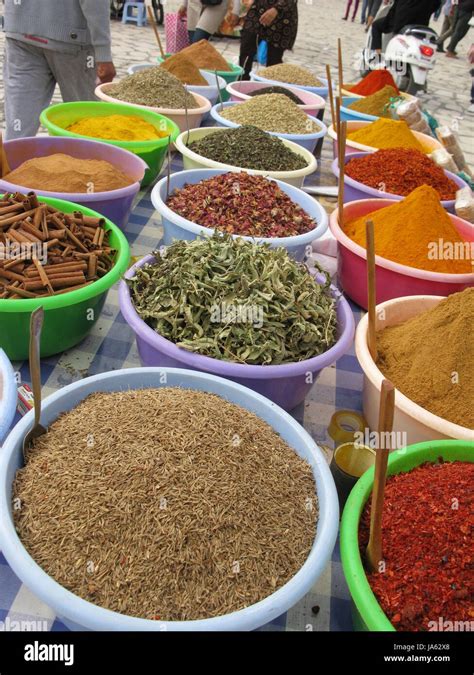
<box><xmin>119</xmin><ymin>255</ymin><xmax>355</xmax><ymax>410</ymax></box>
<box><xmin>331</xmin><ymin>152</ymin><xmax>467</xmax><ymax>214</ymax></box>
<box><xmin>0</xmin><ymin>137</ymin><xmax>147</xmax><ymax>229</ymax></box>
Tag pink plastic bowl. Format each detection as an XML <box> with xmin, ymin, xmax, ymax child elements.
<box><xmin>332</xmin><ymin>152</ymin><xmax>468</xmax><ymax>214</ymax></box>
<box><xmin>329</xmin><ymin>198</ymin><xmax>474</xmax><ymax>309</ymax></box>
<box><xmin>0</xmin><ymin>136</ymin><xmax>146</xmax><ymax>229</ymax></box>
<box><xmin>225</xmin><ymin>81</ymin><xmax>326</xmax><ymax>118</ymax></box>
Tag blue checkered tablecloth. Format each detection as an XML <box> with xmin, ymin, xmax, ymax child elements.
<box><xmin>0</xmin><ymin>138</ymin><xmax>364</xmax><ymax>632</ymax></box>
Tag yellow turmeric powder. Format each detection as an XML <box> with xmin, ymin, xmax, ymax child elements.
<box><xmin>347</xmin><ymin>118</ymin><xmax>426</xmax><ymax>152</ymax></box>
<box><xmin>343</xmin><ymin>185</ymin><xmax>473</xmax><ymax>274</ymax></box>
<box><xmin>67</xmin><ymin>115</ymin><xmax>166</xmax><ymax>141</ymax></box>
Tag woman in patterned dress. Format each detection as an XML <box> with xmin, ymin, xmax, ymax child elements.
<box><xmin>233</xmin><ymin>0</ymin><xmax>298</xmax><ymax>79</ymax></box>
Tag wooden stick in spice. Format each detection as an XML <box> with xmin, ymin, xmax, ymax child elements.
<box><xmin>147</xmin><ymin>5</ymin><xmax>166</xmax><ymax>60</ymax></box>
<box><xmin>366</xmin><ymin>219</ymin><xmax>377</xmax><ymax>361</ymax></box>
<box><xmin>338</xmin><ymin>38</ymin><xmax>343</xmax><ymax>100</ymax></box>
<box><xmin>166</xmin><ymin>135</ymin><xmax>172</xmax><ymax>201</ymax></box>
<box><xmin>366</xmin><ymin>379</ymin><xmax>395</xmax><ymax>574</ymax></box>
<box><xmin>326</xmin><ymin>64</ymin><xmax>335</xmax><ymax>128</ymax></box>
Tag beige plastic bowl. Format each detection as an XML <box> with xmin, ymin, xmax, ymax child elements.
<box><xmin>95</xmin><ymin>83</ymin><xmax>211</xmax><ymax>133</ymax></box>
<box><xmin>175</xmin><ymin>127</ymin><xmax>317</xmax><ymax>188</ymax></box>
<box><xmin>327</xmin><ymin>120</ymin><xmax>442</xmax><ymax>155</ymax></box>
<box><xmin>355</xmin><ymin>295</ymin><xmax>474</xmax><ymax>444</ymax></box>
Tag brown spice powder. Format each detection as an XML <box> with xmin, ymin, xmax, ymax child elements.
<box><xmin>376</xmin><ymin>288</ymin><xmax>474</xmax><ymax>428</ymax></box>
<box><xmin>160</xmin><ymin>53</ymin><xmax>208</xmax><ymax>86</ymax></box>
<box><xmin>179</xmin><ymin>40</ymin><xmax>231</xmax><ymax>72</ymax></box>
<box><xmin>13</xmin><ymin>388</ymin><xmax>317</xmax><ymax>621</ymax></box>
<box><xmin>3</xmin><ymin>154</ymin><xmax>134</xmax><ymax>193</ymax></box>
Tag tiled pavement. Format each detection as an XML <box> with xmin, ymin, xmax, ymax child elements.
<box><xmin>0</xmin><ymin>0</ymin><xmax>473</xmax><ymax>165</ymax></box>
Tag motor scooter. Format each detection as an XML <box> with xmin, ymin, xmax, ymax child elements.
<box><xmin>356</xmin><ymin>1</ymin><xmax>438</xmax><ymax>94</ymax></box>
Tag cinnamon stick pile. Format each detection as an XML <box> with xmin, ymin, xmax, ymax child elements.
<box><xmin>0</xmin><ymin>192</ymin><xmax>116</xmax><ymax>299</ymax></box>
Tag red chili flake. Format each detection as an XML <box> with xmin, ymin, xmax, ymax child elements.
<box><xmin>166</xmin><ymin>172</ymin><xmax>316</xmax><ymax>238</ymax></box>
<box><xmin>358</xmin><ymin>460</ymin><xmax>474</xmax><ymax>632</ymax></box>
<box><xmin>345</xmin><ymin>148</ymin><xmax>459</xmax><ymax>200</ymax></box>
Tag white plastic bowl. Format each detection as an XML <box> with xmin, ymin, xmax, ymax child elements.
<box><xmin>327</xmin><ymin>120</ymin><xmax>443</xmax><ymax>158</ymax></box>
<box><xmin>151</xmin><ymin>168</ymin><xmax>328</xmax><ymax>260</ymax></box>
<box><xmin>355</xmin><ymin>296</ymin><xmax>474</xmax><ymax>444</ymax></box>
<box><xmin>209</xmin><ymin>101</ymin><xmax>327</xmax><ymax>153</ymax></box>
<box><xmin>0</xmin><ymin>349</ymin><xmax>16</xmax><ymax>443</ymax></box>
<box><xmin>126</xmin><ymin>63</ymin><xmax>226</xmax><ymax>108</ymax></box>
<box><xmin>250</xmin><ymin>71</ymin><xmax>330</xmax><ymax>97</ymax></box>
<box><xmin>225</xmin><ymin>80</ymin><xmax>326</xmax><ymax>119</ymax></box>
<box><xmin>174</xmin><ymin>127</ymin><xmax>317</xmax><ymax>188</ymax></box>
<box><xmin>95</xmin><ymin>83</ymin><xmax>211</xmax><ymax>133</ymax></box>
<box><xmin>0</xmin><ymin>367</ymin><xmax>339</xmax><ymax>631</ymax></box>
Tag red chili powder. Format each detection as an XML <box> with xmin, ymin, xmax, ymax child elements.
<box><xmin>350</xmin><ymin>69</ymin><xmax>400</xmax><ymax>96</ymax></box>
<box><xmin>345</xmin><ymin>148</ymin><xmax>459</xmax><ymax>200</ymax></box>
<box><xmin>358</xmin><ymin>460</ymin><xmax>474</xmax><ymax>631</ymax></box>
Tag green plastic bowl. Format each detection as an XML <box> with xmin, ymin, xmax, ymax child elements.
<box><xmin>0</xmin><ymin>195</ymin><xmax>130</xmax><ymax>361</ymax></box>
<box><xmin>40</xmin><ymin>101</ymin><xmax>180</xmax><ymax>187</ymax></box>
<box><xmin>156</xmin><ymin>54</ymin><xmax>243</xmax><ymax>101</ymax></box>
<box><xmin>340</xmin><ymin>440</ymin><xmax>474</xmax><ymax>631</ymax></box>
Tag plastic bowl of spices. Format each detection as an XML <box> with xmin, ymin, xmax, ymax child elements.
<box><xmin>0</xmin><ymin>136</ymin><xmax>147</xmax><ymax>229</ymax></box>
<box><xmin>126</xmin><ymin>62</ymin><xmax>226</xmax><ymax>108</ymax></box>
<box><xmin>175</xmin><ymin>126</ymin><xmax>317</xmax><ymax>188</ymax></box>
<box><xmin>329</xmin><ymin>190</ymin><xmax>474</xmax><ymax>309</ymax></box>
<box><xmin>339</xmin><ymin>96</ymin><xmax>379</xmax><ymax>123</ymax></box>
<box><xmin>0</xmin><ymin>348</ymin><xmax>16</xmax><ymax>443</ymax></box>
<box><xmin>0</xmin><ymin>366</ymin><xmax>339</xmax><ymax>631</ymax></box>
<box><xmin>209</xmin><ymin>100</ymin><xmax>327</xmax><ymax>153</ymax></box>
<box><xmin>332</xmin><ymin>150</ymin><xmax>468</xmax><ymax>214</ymax></box>
<box><xmin>95</xmin><ymin>83</ymin><xmax>211</xmax><ymax>135</ymax></box>
<box><xmin>355</xmin><ymin>292</ymin><xmax>474</xmax><ymax>444</ymax></box>
<box><xmin>0</xmin><ymin>192</ymin><xmax>130</xmax><ymax>361</ymax></box>
<box><xmin>250</xmin><ymin>65</ymin><xmax>330</xmax><ymax>98</ymax></box>
<box><xmin>119</xmin><ymin>237</ymin><xmax>355</xmax><ymax>411</ymax></box>
<box><xmin>151</xmin><ymin>169</ymin><xmax>328</xmax><ymax>260</ymax></box>
<box><xmin>225</xmin><ymin>81</ymin><xmax>326</xmax><ymax>119</ymax></box>
<box><xmin>327</xmin><ymin>119</ymin><xmax>443</xmax><ymax>158</ymax></box>
<box><xmin>340</xmin><ymin>440</ymin><xmax>473</xmax><ymax>631</ymax></box>
<box><xmin>40</xmin><ymin>101</ymin><xmax>180</xmax><ymax>187</ymax></box>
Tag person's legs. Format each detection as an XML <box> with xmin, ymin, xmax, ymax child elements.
<box><xmin>343</xmin><ymin>0</ymin><xmax>352</xmax><ymax>20</ymax></box>
<box><xmin>446</xmin><ymin>10</ymin><xmax>471</xmax><ymax>55</ymax></box>
<box><xmin>188</xmin><ymin>30</ymin><xmax>195</xmax><ymax>42</ymax></box>
<box><xmin>193</xmin><ymin>27</ymin><xmax>211</xmax><ymax>42</ymax></box>
<box><xmin>4</xmin><ymin>38</ymin><xmax>56</xmax><ymax>139</ymax></box>
<box><xmin>371</xmin><ymin>14</ymin><xmax>390</xmax><ymax>51</ymax></box>
<box><xmin>239</xmin><ymin>29</ymin><xmax>258</xmax><ymax>79</ymax></box>
<box><xmin>352</xmin><ymin>0</ymin><xmax>360</xmax><ymax>21</ymax></box>
<box><xmin>437</xmin><ymin>14</ymin><xmax>453</xmax><ymax>50</ymax></box>
<box><xmin>361</xmin><ymin>0</ymin><xmax>369</xmax><ymax>23</ymax></box>
<box><xmin>266</xmin><ymin>43</ymin><xmax>284</xmax><ymax>68</ymax></box>
<box><xmin>46</xmin><ymin>46</ymin><xmax>97</xmax><ymax>102</ymax></box>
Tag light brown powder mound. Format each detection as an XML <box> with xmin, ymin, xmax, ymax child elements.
<box><xmin>160</xmin><ymin>53</ymin><xmax>208</xmax><ymax>85</ymax></box>
<box><xmin>376</xmin><ymin>288</ymin><xmax>474</xmax><ymax>428</ymax></box>
<box><xmin>3</xmin><ymin>154</ymin><xmax>134</xmax><ymax>193</ymax></box>
<box><xmin>13</xmin><ymin>388</ymin><xmax>317</xmax><ymax>621</ymax></box>
<box><xmin>179</xmin><ymin>39</ymin><xmax>231</xmax><ymax>71</ymax></box>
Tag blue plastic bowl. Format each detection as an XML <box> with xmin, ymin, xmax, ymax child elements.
<box><xmin>151</xmin><ymin>168</ymin><xmax>328</xmax><ymax>260</ymax></box>
<box><xmin>209</xmin><ymin>101</ymin><xmax>327</xmax><ymax>152</ymax></box>
<box><xmin>340</xmin><ymin>96</ymin><xmax>379</xmax><ymax>123</ymax></box>
<box><xmin>250</xmin><ymin>72</ymin><xmax>330</xmax><ymax>98</ymax></box>
<box><xmin>0</xmin><ymin>349</ymin><xmax>16</xmax><ymax>444</ymax></box>
<box><xmin>0</xmin><ymin>367</ymin><xmax>339</xmax><ymax>631</ymax></box>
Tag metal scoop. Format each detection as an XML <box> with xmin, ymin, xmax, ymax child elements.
<box><xmin>22</xmin><ymin>306</ymin><xmax>46</xmax><ymax>460</ymax></box>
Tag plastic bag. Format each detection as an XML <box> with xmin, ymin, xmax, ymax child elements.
<box><xmin>257</xmin><ymin>40</ymin><xmax>268</xmax><ymax>66</ymax></box>
<box><xmin>165</xmin><ymin>13</ymin><xmax>189</xmax><ymax>54</ymax></box>
<box><xmin>455</xmin><ymin>187</ymin><xmax>474</xmax><ymax>224</ymax></box>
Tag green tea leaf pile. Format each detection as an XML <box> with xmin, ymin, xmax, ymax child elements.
<box><xmin>128</xmin><ymin>235</ymin><xmax>338</xmax><ymax>365</ymax></box>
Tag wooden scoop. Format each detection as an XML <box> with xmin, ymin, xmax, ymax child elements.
<box><xmin>366</xmin><ymin>379</ymin><xmax>395</xmax><ymax>573</ymax></box>
<box><xmin>22</xmin><ymin>307</ymin><xmax>47</xmax><ymax>461</ymax></box>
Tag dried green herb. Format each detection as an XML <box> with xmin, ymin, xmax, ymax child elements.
<box><xmin>249</xmin><ymin>86</ymin><xmax>305</xmax><ymax>105</ymax></box>
<box><xmin>107</xmin><ymin>67</ymin><xmax>198</xmax><ymax>109</ymax></box>
<box><xmin>221</xmin><ymin>95</ymin><xmax>318</xmax><ymax>135</ymax></box>
<box><xmin>128</xmin><ymin>234</ymin><xmax>338</xmax><ymax>365</ymax></box>
<box><xmin>187</xmin><ymin>125</ymin><xmax>308</xmax><ymax>172</ymax></box>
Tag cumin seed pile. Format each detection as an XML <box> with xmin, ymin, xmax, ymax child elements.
<box><xmin>13</xmin><ymin>388</ymin><xmax>317</xmax><ymax>621</ymax></box>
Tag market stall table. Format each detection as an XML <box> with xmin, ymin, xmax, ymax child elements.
<box><xmin>0</xmin><ymin>143</ymin><xmax>362</xmax><ymax>632</ymax></box>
